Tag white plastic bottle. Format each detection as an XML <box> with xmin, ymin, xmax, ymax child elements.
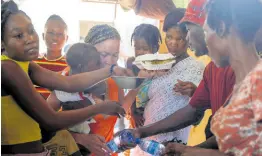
<box><xmin>136</xmin><ymin>139</ymin><xmax>165</xmax><ymax>156</ymax></box>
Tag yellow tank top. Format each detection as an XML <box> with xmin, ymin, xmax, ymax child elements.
<box><xmin>1</xmin><ymin>55</ymin><xmax>41</xmax><ymax>145</ymax></box>
<box><xmin>187</xmin><ymin>49</ymin><xmax>211</xmax><ymax>66</ymax></box>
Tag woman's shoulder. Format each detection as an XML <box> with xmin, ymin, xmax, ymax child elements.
<box><xmin>245</xmin><ymin>59</ymin><xmax>262</xmax><ymax>85</ymax></box>
<box><xmin>2</xmin><ymin>59</ymin><xmax>22</xmax><ymax>70</ymax></box>
<box><xmin>235</xmin><ymin>60</ymin><xmax>262</xmax><ymax>100</ymax></box>
<box><xmin>187</xmin><ymin>56</ymin><xmax>205</xmax><ymax>69</ymax></box>
<box><xmin>2</xmin><ymin>59</ymin><xmax>28</xmax><ymax>83</ymax></box>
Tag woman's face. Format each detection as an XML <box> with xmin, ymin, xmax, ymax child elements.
<box><xmin>203</xmin><ymin>19</ymin><xmax>230</xmax><ymax>67</ymax></box>
<box><xmin>165</xmin><ymin>27</ymin><xmax>188</xmax><ymax>57</ymax></box>
<box><xmin>94</xmin><ymin>39</ymin><xmax>120</xmax><ymax>68</ymax></box>
<box><xmin>134</xmin><ymin>38</ymin><xmax>153</xmax><ymax>57</ymax></box>
<box><xmin>2</xmin><ymin>13</ymin><xmax>39</xmax><ymax>61</ymax></box>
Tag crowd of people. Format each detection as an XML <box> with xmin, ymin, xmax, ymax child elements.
<box><xmin>1</xmin><ymin>0</ymin><xmax>262</xmax><ymax>156</ymax></box>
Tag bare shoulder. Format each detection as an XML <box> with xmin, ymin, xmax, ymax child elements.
<box><xmin>1</xmin><ymin>60</ymin><xmax>22</xmax><ymax>75</ymax></box>
<box><xmin>188</xmin><ymin>56</ymin><xmax>205</xmax><ymax>71</ymax></box>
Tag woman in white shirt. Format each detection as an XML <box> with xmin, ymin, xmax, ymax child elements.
<box><xmin>131</xmin><ymin>9</ymin><xmax>205</xmax><ymax>156</ymax></box>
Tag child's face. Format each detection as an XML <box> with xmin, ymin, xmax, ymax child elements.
<box><xmin>134</xmin><ymin>38</ymin><xmax>153</xmax><ymax>57</ymax></box>
<box><xmin>2</xmin><ymin>13</ymin><xmax>39</xmax><ymax>61</ymax></box>
<box><xmin>43</xmin><ymin>20</ymin><xmax>68</xmax><ymax>52</ymax></box>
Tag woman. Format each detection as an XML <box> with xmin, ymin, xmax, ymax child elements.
<box><xmin>1</xmin><ymin>1</ymin><xmax>129</xmax><ymax>155</ymax></box>
<box><xmin>131</xmin><ymin>9</ymin><xmax>205</xmax><ymax>156</ymax></box>
<box><xmin>164</xmin><ymin>0</ymin><xmax>262</xmax><ymax>156</ymax></box>
<box><xmin>205</xmin><ymin>0</ymin><xmax>262</xmax><ymax>155</ymax></box>
<box><xmin>62</xmin><ymin>24</ymin><xmax>127</xmax><ymax>156</ymax></box>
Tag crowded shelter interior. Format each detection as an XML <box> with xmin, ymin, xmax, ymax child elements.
<box><xmin>1</xmin><ymin>0</ymin><xmax>262</xmax><ymax>156</ymax></box>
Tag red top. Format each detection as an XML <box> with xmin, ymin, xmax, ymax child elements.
<box><xmin>34</xmin><ymin>55</ymin><xmax>68</xmax><ymax>99</ymax></box>
<box><xmin>189</xmin><ymin>61</ymin><xmax>235</xmax><ymax>113</ymax></box>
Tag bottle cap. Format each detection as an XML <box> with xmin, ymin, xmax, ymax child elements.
<box><xmin>135</xmin><ymin>138</ymin><xmax>141</xmax><ymax>144</ymax></box>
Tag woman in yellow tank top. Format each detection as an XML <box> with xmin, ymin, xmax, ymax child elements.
<box><xmin>1</xmin><ymin>1</ymin><xmax>133</xmax><ymax>155</ymax></box>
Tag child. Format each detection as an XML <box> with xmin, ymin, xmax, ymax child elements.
<box><xmin>54</xmin><ymin>43</ymin><xmax>107</xmax><ymax>134</ymax></box>
<box><xmin>35</xmin><ymin>14</ymin><xmax>68</xmax><ymax>99</ymax></box>
<box><xmin>128</xmin><ymin>24</ymin><xmax>162</xmax><ymax>127</ymax></box>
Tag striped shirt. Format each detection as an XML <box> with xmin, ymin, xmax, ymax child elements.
<box><xmin>34</xmin><ymin>55</ymin><xmax>68</xmax><ymax>99</ymax></box>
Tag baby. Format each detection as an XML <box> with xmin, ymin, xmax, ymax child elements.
<box><xmin>54</xmin><ymin>43</ymin><xmax>107</xmax><ymax>134</ymax></box>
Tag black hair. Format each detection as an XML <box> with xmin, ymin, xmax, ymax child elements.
<box><xmin>131</xmin><ymin>24</ymin><xmax>162</xmax><ymax>53</ymax></box>
<box><xmin>163</xmin><ymin>8</ymin><xmax>187</xmax><ymax>35</ymax></box>
<box><xmin>45</xmin><ymin>14</ymin><xmax>68</xmax><ymax>30</ymax></box>
<box><xmin>1</xmin><ymin>0</ymin><xmax>29</xmax><ymax>41</ymax></box>
<box><xmin>205</xmin><ymin>0</ymin><xmax>262</xmax><ymax>43</ymax></box>
<box><xmin>66</xmin><ymin>43</ymin><xmax>99</xmax><ymax>69</ymax></box>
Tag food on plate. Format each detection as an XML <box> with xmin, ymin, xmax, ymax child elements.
<box><xmin>133</xmin><ymin>53</ymin><xmax>176</xmax><ymax>70</ymax></box>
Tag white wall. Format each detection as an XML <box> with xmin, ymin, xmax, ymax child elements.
<box><xmin>19</xmin><ymin>0</ymin><xmax>159</xmax><ymax>66</ymax></box>
<box><xmin>19</xmin><ymin>0</ymin><xmax>116</xmax><ymax>54</ymax></box>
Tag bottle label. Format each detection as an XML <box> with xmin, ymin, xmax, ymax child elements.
<box><xmin>147</xmin><ymin>141</ymin><xmax>159</xmax><ymax>155</ymax></box>
<box><xmin>107</xmin><ymin>140</ymin><xmax>118</xmax><ymax>152</ymax></box>
<box><xmin>121</xmin><ymin>131</ymin><xmax>135</xmax><ymax>143</ymax></box>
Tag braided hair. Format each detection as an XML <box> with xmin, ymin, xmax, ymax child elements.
<box><xmin>45</xmin><ymin>14</ymin><xmax>68</xmax><ymax>30</ymax></box>
<box><xmin>1</xmin><ymin>0</ymin><xmax>29</xmax><ymax>41</ymax></box>
<box><xmin>131</xmin><ymin>24</ymin><xmax>162</xmax><ymax>53</ymax></box>
<box><xmin>84</xmin><ymin>24</ymin><xmax>120</xmax><ymax>45</ymax></box>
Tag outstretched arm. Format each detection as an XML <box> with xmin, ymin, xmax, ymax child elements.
<box><xmin>47</xmin><ymin>92</ymin><xmax>62</xmax><ymax>111</ymax></box>
<box><xmin>163</xmin><ymin>143</ymin><xmax>226</xmax><ymax>156</ymax></box>
<box><xmin>2</xmin><ymin>61</ymin><xmax>125</xmax><ymax>132</ymax></box>
<box><xmin>196</xmin><ymin>136</ymin><xmax>218</xmax><ymax>149</ymax></box>
<box><xmin>135</xmin><ymin>105</ymin><xmax>197</xmax><ymax>138</ymax></box>
<box><xmin>29</xmin><ymin>62</ymin><xmax>133</xmax><ymax>93</ymax></box>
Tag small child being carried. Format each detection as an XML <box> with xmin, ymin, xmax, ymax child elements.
<box><xmin>54</xmin><ymin>43</ymin><xmax>107</xmax><ymax>134</ymax></box>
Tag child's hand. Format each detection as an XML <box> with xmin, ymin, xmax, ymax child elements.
<box><xmin>96</xmin><ymin>101</ymin><xmax>126</xmax><ymax>118</ymax></box>
<box><xmin>72</xmin><ymin>133</ymin><xmax>112</xmax><ymax>156</ymax></box>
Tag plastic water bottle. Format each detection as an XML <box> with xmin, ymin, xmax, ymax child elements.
<box><xmin>107</xmin><ymin>130</ymin><xmax>136</xmax><ymax>153</ymax></box>
<box><xmin>136</xmin><ymin>139</ymin><xmax>165</xmax><ymax>156</ymax></box>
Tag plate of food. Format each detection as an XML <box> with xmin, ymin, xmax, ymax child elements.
<box><xmin>133</xmin><ymin>53</ymin><xmax>176</xmax><ymax>70</ymax></box>
<box><xmin>111</xmin><ymin>76</ymin><xmax>146</xmax><ymax>89</ymax></box>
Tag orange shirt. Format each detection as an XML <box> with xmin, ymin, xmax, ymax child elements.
<box><xmin>211</xmin><ymin>60</ymin><xmax>262</xmax><ymax>156</ymax></box>
<box><xmin>89</xmin><ymin>78</ymin><xmax>119</xmax><ymax>142</ymax></box>
<box><xmin>89</xmin><ymin>78</ymin><xmax>120</xmax><ymax>156</ymax></box>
